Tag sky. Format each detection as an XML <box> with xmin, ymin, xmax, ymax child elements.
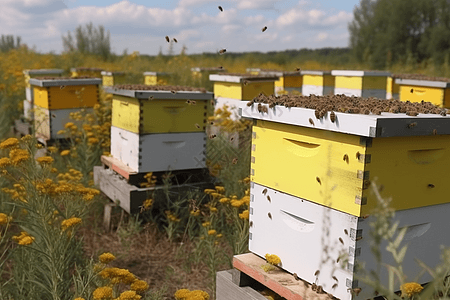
<box><xmin>0</xmin><ymin>0</ymin><xmax>361</xmax><ymax>56</ymax></box>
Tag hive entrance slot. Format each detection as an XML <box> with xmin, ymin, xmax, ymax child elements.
<box><xmin>407</xmin><ymin>148</ymin><xmax>444</xmax><ymax>164</ymax></box>
<box><xmin>283</xmin><ymin>138</ymin><xmax>321</xmax><ymax>157</ymax></box>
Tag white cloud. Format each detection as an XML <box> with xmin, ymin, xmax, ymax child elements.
<box><xmin>281</xmin><ymin>35</ymin><xmax>293</xmax><ymax>42</ymax></box>
<box><xmin>243</xmin><ymin>15</ymin><xmax>266</xmax><ymax>26</ymax></box>
<box><xmin>237</xmin><ymin>0</ymin><xmax>281</xmax><ymax>10</ymax></box>
<box><xmin>315</xmin><ymin>32</ymin><xmax>328</xmax><ymax>41</ymax></box>
<box><xmin>178</xmin><ymin>0</ymin><xmax>217</xmax><ymax>7</ymax></box>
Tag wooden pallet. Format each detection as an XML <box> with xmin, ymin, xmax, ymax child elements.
<box><xmin>216</xmin><ymin>269</ymin><xmax>272</xmax><ymax>300</ymax></box>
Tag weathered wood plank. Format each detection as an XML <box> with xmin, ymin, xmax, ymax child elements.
<box><xmin>216</xmin><ymin>270</ymin><xmax>268</xmax><ymax>300</ymax></box>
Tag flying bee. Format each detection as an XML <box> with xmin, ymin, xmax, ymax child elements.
<box><xmin>316</xmin><ymin>176</ymin><xmax>321</xmax><ymax>184</ymax></box>
<box><xmin>186</xmin><ymin>100</ymin><xmax>191</xmax><ymax>104</ymax></box>
<box><xmin>262</xmin><ymin>188</ymin><xmax>267</xmax><ymax>195</ymax></box>
<box><xmin>210</xmin><ymin>121</ymin><xmax>214</xmax><ymax>125</ymax></box>
<box><xmin>343</xmin><ymin>154</ymin><xmax>349</xmax><ymax>163</ymax></box>
<box><xmin>356</xmin><ymin>236</ymin><xmax>363</xmax><ymax>241</ymax></box>
<box><xmin>336</xmin><ymin>257</ymin><xmax>340</xmax><ymax>263</ymax></box>
<box><xmin>262</xmin><ymin>26</ymin><xmax>268</xmax><ymax>32</ymax></box>
<box><xmin>309</xmin><ymin>118</ymin><xmax>314</xmax><ymax>126</ymax></box>
<box><xmin>267</xmin><ymin>195</ymin><xmax>271</xmax><ymax>202</ymax></box>
<box><xmin>173</xmin><ymin>38</ymin><xmax>178</xmax><ymax>43</ymax></box>
<box><xmin>190</xmin><ymin>100</ymin><xmax>196</xmax><ymax>105</ymax></box>
<box><xmin>171</xmin><ymin>90</ymin><xmax>177</xmax><ymax>94</ymax></box>
<box><xmin>232</xmin><ymin>158</ymin><xmax>238</xmax><ymax>164</ymax></box>
<box><xmin>148</xmin><ymin>95</ymin><xmax>154</xmax><ymax>100</ymax></box>
<box><xmin>210</xmin><ymin>100</ymin><xmax>215</xmax><ymax>106</ymax></box>
<box><xmin>268</xmin><ymin>212</ymin><xmax>272</xmax><ymax>219</ymax></box>
<box><xmin>218</xmin><ymin>66</ymin><xmax>223</xmax><ymax>69</ymax></box>
<box><xmin>60</xmin><ymin>85</ymin><xmax>65</xmax><ymax>90</ymax></box>
<box><xmin>195</xmin><ymin>123</ymin><xmax>200</xmax><ymax>129</ymax></box>
<box><xmin>165</xmin><ymin>36</ymin><xmax>170</xmax><ymax>42</ymax></box>
<box><xmin>218</xmin><ymin>5</ymin><xmax>223</xmax><ymax>11</ymax></box>
<box><xmin>428</xmin><ymin>183</ymin><xmax>435</xmax><ymax>188</ymax></box>
<box><xmin>219</xmin><ymin>48</ymin><xmax>226</xmax><ymax>55</ymax></box>
<box><xmin>332</xmin><ymin>283</ymin><xmax>338</xmax><ymax>289</ymax></box>
<box><xmin>407</xmin><ymin>122</ymin><xmax>417</xmax><ymax>128</ymax></box>
<box><xmin>410</xmin><ymin>88</ymin><xmax>414</xmax><ymax>93</ymax></box>
<box><xmin>344</xmin><ymin>229</ymin><xmax>348</xmax><ymax>235</ymax></box>
<box><xmin>230</xmin><ymin>137</ymin><xmax>234</xmax><ymax>142</ymax></box>
<box><xmin>332</xmin><ymin>276</ymin><xmax>338</xmax><ymax>282</ymax></box>
<box><xmin>339</xmin><ymin>237</ymin><xmax>344</xmax><ymax>245</ymax></box>
<box><xmin>209</xmin><ymin>134</ymin><xmax>216</xmax><ymax>139</ymax></box>
<box><xmin>330</xmin><ymin>111</ymin><xmax>336</xmax><ymax>122</ymax></box>
<box><xmin>295</xmin><ymin>67</ymin><xmax>301</xmax><ymax>71</ymax></box>
<box><xmin>362</xmin><ymin>214</ymin><xmax>369</xmax><ymax>219</ymax></box>
<box><xmin>51</xmin><ymin>114</ymin><xmax>56</xmax><ymax>118</ymax></box>
<box><xmin>314</xmin><ymin>270</ymin><xmax>320</xmax><ymax>277</ymax></box>
<box><xmin>433</xmin><ymin>129</ymin><xmax>438</xmax><ymax>135</ymax></box>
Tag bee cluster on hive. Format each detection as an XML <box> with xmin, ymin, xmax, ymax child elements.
<box><xmin>112</xmin><ymin>84</ymin><xmax>207</xmax><ymax>92</ymax></box>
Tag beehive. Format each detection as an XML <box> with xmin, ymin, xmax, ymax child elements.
<box><xmin>395</xmin><ymin>74</ymin><xmax>450</xmax><ymax>107</ymax></box>
<box><xmin>29</xmin><ymin>77</ymin><xmax>101</xmax><ymax>110</ymax></box>
<box><xmin>386</xmin><ymin>75</ymin><xmax>400</xmax><ymax>99</ymax></box>
<box><xmin>239</xmin><ymin>97</ymin><xmax>450</xmax><ymax>217</ymax></box>
<box><xmin>191</xmin><ymin>67</ymin><xmax>226</xmax><ymax>79</ymax></box>
<box><xmin>70</xmin><ymin>67</ymin><xmax>103</xmax><ymax>78</ymax></box>
<box><xmin>34</xmin><ymin>105</ymin><xmax>94</xmax><ymax>141</ymax></box>
<box><xmin>143</xmin><ymin>72</ymin><xmax>171</xmax><ymax>85</ymax></box>
<box><xmin>249</xmin><ymin>182</ymin><xmax>449</xmax><ymax>300</ymax></box>
<box><xmin>301</xmin><ymin>70</ymin><xmax>334</xmax><ymax>96</ymax></box>
<box><xmin>106</xmin><ymin>85</ymin><xmax>214</xmax><ymax>134</ymax></box>
<box><xmin>332</xmin><ymin>70</ymin><xmax>390</xmax><ymax>99</ymax></box>
<box><xmin>259</xmin><ymin>70</ymin><xmax>302</xmax><ymax>95</ymax></box>
<box><xmin>246</xmin><ymin>68</ymin><xmax>261</xmax><ymax>75</ymax></box>
<box><xmin>101</xmin><ymin>71</ymin><xmax>126</xmax><ymax>86</ymax></box>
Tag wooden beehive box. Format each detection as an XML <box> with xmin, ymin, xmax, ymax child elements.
<box><xmin>101</xmin><ymin>71</ymin><xmax>126</xmax><ymax>86</ymax></box>
<box><xmin>29</xmin><ymin>77</ymin><xmax>101</xmax><ymax>110</ymax></box>
<box><xmin>105</xmin><ymin>84</ymin><xmax>214</xmax><ymax>134</ymax></box>
<box><xmin>301</xmin><ymin>70</ymin><xmax>334</xmax><ymax>96</ymax></box>
<box><xmin>332</xmin><ymin>70</ymin><xmax>390</xmax><ymax>99</ymax></box>
<box><xmin>248</xmin><ymin>182</ymin><xmax>449</xmax><ymax>300</ymax></box>
<box><xmin>246</xmin><ymin>68</ymin><xmax>261</xmax><ymax>75</ymax></box>
<box><xmin>191</xmin><ymin>67</ymin><xmax>226</xmax><ymax>79</ymax></box>
<box><xmin>387</xmin><ymin>75</ymin><xmax>400</xmax><ymax>99</ymax></box>
<box><xmin>23</xmin><ymin>69</ymin><xmax>64</xmax><ymax>101</ymax></box>
<box><xmin>70</xmin><ymin>67</ymin><xmax>103</xmax><ymax>78</ymax></box>
<box><xmin>395</xmin><ymin>74</ymin><xmax>450</xmax><ymax>107</ymax></box>
<box><xmin>143</xmin><ymin>72</ymin><xmax>171</xmax><ymax>85</ymax></box>
<box><xmin>259</xmin><ymin>70</ymin><xmax>302</xmax><ymax>95</ymax></box>
<box><xmin>239</xmin><ymin>95</ymin><xmax>450</xmax><ymax>217</ymax></box>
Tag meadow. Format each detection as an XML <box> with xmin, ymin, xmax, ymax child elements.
<box><xmin>1</xmin><ymin>46</ymin><xmax>450</xmax><ymax>300</ymax></box>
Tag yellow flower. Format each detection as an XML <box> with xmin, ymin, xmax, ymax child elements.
<box><xmin>239</xmin><ymin>210</ymin><xmax>249</xmax><ymax>220</ymax></box>
<box><xmin>0</xmin><ymin>138</ymin><xmax>19</xmax><ymax>149</ymax></box>
<box><xmin>51</xmin><ymin>167</ymin><xmax>58</xmax><ymax>173</ymax></box>
<box><xmin>116</xmin><ymin>290</ymin><xmax>141</xmax><ymax>300</ymax></box>
<box><xmin>190</xmin><ymin>210</ymin><xmax>200</xmax><ymax>216</ymax></box>
<box><xmin>12</xmin><ymin>231</ymin><xmax>35</xmax><ymax>245</ymax></box>
<box><xmin>204</xmin><ymin>189</ymin><xmax>216</xmax><ymax>194</ymax></box>
<box><xmin>209</xmin><ymin>207</ymin><xmax>218</xmax><ymax>213</ymax></box>
<box><xmin>9</xmin><ymin>149</ymin><xmax>30</xmax><ymax>165</ymax></box>
<box><xmin>21</xmin><ymin>134</ymin><xmax>32</xmax><ymax>141</ymax></box>
<box><xmin>208</xmin><ymin>229</ymin><xmax>217</xmax><ymax>235</ymax></box>
<box><xmin>64</xmin><ymin>122</ymin><xmax>75</xmax><ymax>129</ymax></box>
<box><xmin>400</xmin><ymin>282</ymin><xmax>424</xmax><ymax>298</ymax></box>
<box><xmin>60</xmin><ymin>150</ymin><xmax>70</xmax><ymax>156</ymax></box>
<box><xmin>215</xmin><ymin>186</ymin><xmax>225</xmax><ymax>193</ymax></box>
<box><xmin>74</xmin><ymin>298</ymin><xmax>86</xmax><ymax>300</ymax></box>
<box><xmin>88</xmin><ymin>137</ymin><xmax>99</xmax><ymax>145</ymax></box>
<box><xmin>130</xmin><ymin>280</ymin><xmax>149</xmax><ymax>292</ymax></box>
<box><xmin>174</xmin><ymin>289</ymin><xmax>190</xmax><ymax>299</ymax></box>
<box><xmin>0</xmin><ymin>157</ymin><xmax>11</xmax><ymax>168</ymax></box>
<box><xmin>265</xmin><ymin>254</ymin><xmax>281</xmax><ymax>266</ymax></box>
<box><xmin>142</xmin><ymin>199</ymin><xmax>153</xmax><ymax>210</ymax></box>
<box><xmin>202</xmin><ymin>222</ymin><xmax>210</xmax><ymax>227</ymax></box>
<box><xmin>219</xmin><ymin>197</ymin><xmax>229</xmax><ymax>204</ymax></box>
<box><xmin>0</xmin><ymin>213</ymin><xmax>10</xmax><ymax>225</ymax></box>
<box><xmin>47</xmin><ymin>146</ymin><xmax>57</xmax><ymax>153</ymax></box>
<box><xmin>93</xmin><ymin>286</ymin><xmax>113</xmax><ymax>300</ymax></box>
<box><xmin>57</xmin><ymin>130</ymin><xmax>66</xmax><ymax>135</ymax></box>
<box><xmin>36</xmin><ymin>156</ymin><xmax>54</xmax><ymax>165</ymax></box>
<box><xmin>61</xmin><ymin>217</ymin><xmax>82</xmax><ymax>230</ymax></box>
<box><xmin>230</xmin><ymin>200</ymin><xmax>244</xmax><ymax>208</ymax></box>
<box><xmin>99</xmin><ymin>252</ymin><xmax>116</xmax><ymax>264</ymax></box>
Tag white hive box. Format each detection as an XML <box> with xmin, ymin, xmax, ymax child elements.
<box><xmin>301</xmin><ymin>70</ymin><xmax>334</xmax><ymax>96</ymax></box>
<box><xmin>249</xmin><ymin>182</ymin><xmax>450</xmax><ymax>300</ymax></box>
<box><xmin>110</xmin><ymin>126</ymin><xmax>206</xmax><ymax>173</ymax></box>
<box><xmin>332</xmin><ymin>70</ymin><xmax>391</xmax><ymax>99</ymax></box>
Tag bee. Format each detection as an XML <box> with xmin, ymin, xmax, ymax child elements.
<box><xmin>356</xmin><ymin>236</ymin><xmax>363</xmax><ymax>241</ymax></box>
<box><xmin>51</xmin><ymin>114</ymin><xmax>56</xmax><ymax>118</ymax></box>
<box><xmin>232</xmin><ymin>158</ymin><xmax>238</xmax><ymax>164</ymax></box>
<box><xmin>343</xmin><ymin>154</ymin><xmax>349</xmax><ymax>163</ymax></box>
<box><xmin>336</xmin><ymin>257</ymin><xmax>340</xmax><ymax>263</ymax></box>
<box><xmin>250</xmin><ymin>221</ymin><xmax>253</xmax><ymax>227</ymax></box>
<box><xmin>293</xmin><ymin>273</ymin><xmax>300</xmax><ymax>280</ymax></box>
<box><xmin>440</xmin><ymin>110</ymin><xmax>447</xmax><ymax>116</ymax></box>
<box><xmin>433</xmin><ymin>129</ymin><xmax>438</xmax><ymax>135</ymax></box>
<box><xmin>171</xmin><ymin>90</ymin><xmax>177</xmax><ymax>94</ymax></box>
<box><xmin>332</xmin><ymin>276</ymin><xmax>338</xmax><ymax>282</ymax></box>
<box><xmin>219</xmin><ymin>48</ymin><xmax>226</xmax><ymax>55</ymax></box>
<box><xmin>218</xmin><ymin>66</ymin><xmax>223</xmax><ymax>69</ymax></box>
<box><xmin>60</xmin><ymin>85</ymin><xmax>65</xmax><ymax>90</ymax></box>
<box><xmin>311</xmin><ymin>283</ymin><xmax>318</xmax><ymax>292</ymax></box>
<box><xmin>309</xmin><ymin>118</ymin><xmax>314</xmax><ymax>126</ymax></box>
<box><xmin>410</xmin><ymin>88</ymin><xmax>414</xmax><ymax>93</ymax></box>
<box><xmin>209</xmin><ymin>134</ymin><xmax>216</xmax><ymax>139</ymax></box>
<box><xmin>173</xmin><ymin>38</ymin><xmax>178</xmax><ymax>43</ymax></box>
<box><xmin>243</xmin><ymin>80</ymin><xmax>249</xmax><ymax>86</ymax></box>
<box><xmin>344</xmin><ymin>229</ymin><xmax>348</xmax><ymax>235</ymax></box>
<box><xmin>332</xmin><ymin>283</ymin><xmax>338</xmax><ymax>289</ymax></box>
<box><xmin>195</xmin><ymin>123</ymin><xmax>200</xmax><ymax>129</ymax></box>
<box><xmin>316</xmin><ymin>176</ymin><xmax>321</xmax><ymax>185</ymax></box>
<box><xmin>218</xmin><ymin>5</ymin><xmax>223</xmax><ymax>11</ymax></box>
<box><xmin>148</xmin><ymin>95</ymin><xmax>154</xmax><ymax>100</ymax></box>
<box><xmin>191</xmin><ymin>100</ymin><xmax>196</xmax><ymax>105</ymax></box>
<box><xmin>407</xmin><ymin>122</ymin><xmax>417</xmax><ymax>128</ymax></box>
<box><xmin>356</xmin><ymin>151</ymin><xmax>361</xmax><ymax>160</ymax></box>
<box><xmin>316</xmin><ymin>285</ymin><xmax>324</xmax><ymax>294</ymax></box>
<box><xmin>295</xmin><ymin>67</ymin><xmax>301</xmax><ymax>71</ymax></box>
<box><xmin>350</xmin><ymin>288</ymin><xmax>362</xmax><ymax>296</ymax></box>
<box><xmin>339</xmin><ymin>237</ymin><xmax>344</xmax><ymax>245</ymax></box>
<box><xmin>428</xmin><ymin>183</ymin><xmax>435</xmax><ymax>188</ymax></box>
<box><xmin>268</xmin><ymin>212</ymin><xmax>272</xmax><ymax>219</ymax></box>
<box><xmin>230</xmin><ymin>137</ymin><xmax>234</xmax><ymax>142</ymax></box>
<box><xmin>210</xmin><ymin>121</ymin><xmax>214</xmax><ymax>125</ymax></box>
<box><xmin>315</xmin><ymin>109</ymin><xmax>320</xmax><ymax>119</ymax></box>
<box><xmin>186</xmin><ymin>100</ymin><xmax>191</xmax><ymax>104</ymax></box>
<box><xmin>362</xmin><ymin>214</ymin><xmax>369</xmax><ymax>219</ymax></box>
<box><xmin>314</xmin><ymin>270</ymin><xmax>320</xmax><ymax>277</ymax></box>
<box><xmin>210</xmin><ymin>100</ymin><xmax>215</xmax><ymax>106</ymax></box>
<box><xmin>267</xmin><ymin>195</ymin><xmax>271</xmax><ymax>202</ymax></box>
<box><xmin>262</xmin><ymin>26</ymin><xmax>268</xmax><ymax>32</ymax></box>
<box><xmin>328</xmin><ymin>111</ymin><xmax>336</xmax><ymax>123</ymax></box>
<box><xmin>406</xmin><ymin>110</ymin><xmax>418</xmax><ymax>116</ymax></box>
<box><xmin>165</xmin><ymin>36</ymin><xmax>170</xmax><ymax>42</ymax></box>
<box><xmin>262</xmin><ymin>188</ymin><xmax>267</xmax><ymax>195</ymax></box>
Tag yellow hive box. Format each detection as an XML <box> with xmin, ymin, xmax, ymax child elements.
<box><xmin>259</xmin><ymin>70</ymin><xmax>302</xmax><ymax>95</ymax></box>
<box><xmin>70</xmin><ymin>67</ymin><xmax>103</xmax><ymax>78</ymax></box>
<box><xmin>301</xmin><ymin>70</ymin><xmax>334</xmax><ymax>96</ymax></box>
<box><xmin>191</xmin><ymin>67</ymin><xmax>226</xmax><ymax>79</ymax></box>
<box><xmin>209</xmin><ymin>73</ymin><xmax>278</xmax><ymax>100</ymax></box>
<box><xmin>240</xmin><ymin>102</ymin><xmax>450</xmax><ymax>217</ymax></box>
<box><xmin>101</xmin><ymin>71</ymin><xmax>126</xmax><ymax>86</ymax></box>
<box><xmin>396</xmin><ymin>76</ymin><xmax>450</xmax><ymax>107</ymax></box>
<box><xmin>23</xmin><ymin>69</ymin><xmax>64</xmax><ymax>102</ymax></box>
<box><xmin>106</xmin><ymin>86</ymin><xmax>214</xmax><ymax>134</ymax></box>
<box><xmin>332</xmin><ymin>70</ymin><xmax>390</xmax><ymax>99</ymax></box>
<box><xmin>245</xmin><ymin>68</ymin><xmax>261</xmax><ymax>75</ymax></box>
<box><xmin>143</xmin><ymin>72</ymin><xmax>171</xmax><ymax>85</ymax></box>
<box><xmin>386</xmin><ymin>76</ymin><xmax>400</xmax><ymax>99</ymax></box>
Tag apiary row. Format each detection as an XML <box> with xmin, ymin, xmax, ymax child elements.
<box><xmin>237</xmin><ymin>96</ymin><xmax>450</xmax><ymax>300</ymax></box>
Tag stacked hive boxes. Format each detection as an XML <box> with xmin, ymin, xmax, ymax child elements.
<box><xmin>395</xmin><ymin>74</ymin><xmax>450</xmax><ymax>108</ymax></box>
<box><xmin>23</xmin><ymin>69</ymin><xmax>64</xmax><ymax>120</ymax></box>
<box><xmin>246</xmin><ymin>68</ymin><xmax>261</xmax><ymax>75</ymax></box>
<box><xmin>143</xmin><ymin>72</ymin><xmax>171</xmax><ymax>86</ymax></box>
<box><xmin>70</xmin><ymin>67</ymin><xmax>103</xmax><ymax>78</ymax></box>
<box><xmin>101</xmin><ymin>71</ymin><xmax>126</xmax><ymax>86</ymax></box>
<box><xmin>259</xmin><ymin>70</ymin><xmax>302</xmax><ymax>96</ymax></box>
<box><xmin>191</xmin><ymin>67</ymin><xmax>226</xmax><ymax>78</ymax></box>
<box><xmin>29</xmin><ymin>77</ymin><xmax>101</xmax><ymax>142</ymax></box>
<box><xmin>239</xmin><ymin>96</ymin><xmax>450</xmax><ymax>300</ymax></box>
<box><xmin>332</xmin><ymin>70</ymin><xmax>390</xmax><ymax>99</ymax></box>
<box><xmin>386</xmin><ymin>75</ymin><xmax>400</xmax><ymax>99</ymax></box>
<box><xmin>105</xmin><ymin>85</ymin><xmax>214</xmax><ymax>173</ymax></box>
<box><xmin>301</xmin><ymin>70</ymin><xmax>334</xmax><ymax>96</ymax></box>
<box><xmin>209</xmin><ymin>73</ymin><xmax>278</xmax><ymax>120</ymax></box>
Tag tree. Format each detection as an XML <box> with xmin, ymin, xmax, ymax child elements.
<box><xmin>62</xmin><ymin>22</ymin><xmax>111</xmax><ymax>61</ymax></box>
<box><xmin>0</xmin><ymin>35</ymin><xmax>22</xmax><ymax>52</ymax></box>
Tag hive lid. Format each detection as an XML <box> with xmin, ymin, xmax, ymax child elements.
<box><xmin>395</xmin><ymin>78</ymin><xmax>450</xmax><ymax>88</ymax></box>
<box><xmin>29</xmin><ymin>77</ymin><xmax>102</xmax><ymax>87</ymax></box>
<box><xmin>143</xmin><ymin>72</ymin><xmax>170</xmax><ymax>76</ymax></box>
<box><xmin>101</xmin><ymin>71</ymin><xmax>125</xmax><ymax>76</ymax></box>
<box><xmin>23</xmin><ymin>69</ymin><xmax>64</xmax><ymax>75</ymax></box>
<box><xmin>259</xmin><ymin>69</ymin><xmax>301</xmax><ymax>77</ymax></box>
<box><xmin>331</xmin><ymin>70</ymin><xmax>391</xmax><ymax>77</ymax></box>
<box><xmin>104</xmin><ymin>85</ymin><xmax>214</xmax><ymax>100</ymax></box>
<box><xmin>70</xmin><ymin>67</ymin><xmax>103</xmax><ymax>72</ymax></box>
<box><xmin>301</xmin><ymin>70</ymin><xmax>332</xmax><ymax>75</ymax></box>
<box><xmin>246</xmin><ymin>68</ymin><xmax>261</xmax><ymax>72</ymax></box>
<box><xmin>191</xmin><ymin>67</ymin><xmax>226</xmax><ymax>72</ymax></box>
<box><xmin>209</xmin><ymin>73</ymin><xmax>279</xmax><ymax>83</ymax></box>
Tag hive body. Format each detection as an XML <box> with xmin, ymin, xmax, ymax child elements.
<box><xmin>101</xmin><ymin>71</ymin><xmax>126</xmax><ymax>86</ymax></box>
<box><xmin>259</xmin><ymin>70</ymin><xmax>302</xmax><ymax>96</ymax></box>
<box><xmin>301</xmin><ymin>70</ymin><xmax>334</xmax><ymax>96</ymax></box>
<box><xmin>332</xmin><ymin>70</ymin><xmax>390</xmax><ymax>99</ymax></box>
<box><xmin>143</xmin><ymin>72</ymin><xmax>170</xmax><ymax>86</ymax></box>
<box><xmin>396</xmin><ymin>78</ymin><xmax>450</xmax><ymax>108</ymax></box>
<box><xmin>70</xmin><ymin>67</ymin><xmax>103</xmax><ymax>78</ymax></box>
<box><xmin>386</xmin><ymin>76</ymin><xmax>400</xmax><ymax>99</ymax></box>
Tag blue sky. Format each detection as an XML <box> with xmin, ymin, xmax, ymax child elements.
<box><xmin>1</xmin><ymin>0</ymin><xmax>361</xmax><ymax>55</ymax></box>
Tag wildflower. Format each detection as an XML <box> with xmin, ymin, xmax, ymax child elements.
<box><xmin>36</xmin><ymin>156</ymin><xmax>54</xmax><ymax>165</ymax></box>
<box><xmin>88</xmin><ymin>137</ymin><xmax>99</xmax><ymax>145</ymax></box>
<box><xmin>216</xmin><ymin>233</ymin><xmax>223</xmax><ymax>238</ymax></box>
<box><xmin>210</xmin><ymin>192</ymin><xmax>222</xmax><ymax>198</ymax></box>
<box><xmin>400</xmin><ymin>282</ymin><xmax>424</xmax><ymax>298</ymax></box>
<box><xmin>209</xmin><ymin>206</ymin><xmax>218</xmax><ymax>213</ymax></box>
<box><xmin>174</xmin><ymin>289</ymin><xmax>190</xmax><ymax>299</ymax></box>
<box><xmin>165</xmin><ymin>211</ymin><xmax>181</xmax><ymax>222</ymax></box>
<box><xmin>265</xmin><ymin>254</ymin><xmax>281</xmax><ymax>266</ymax></box>
<box><xmin>242</xmin><ymin>196</ymin><xmax>250</xmax><ymax>205</ymax></box>
<box><xmin>47</xmin><ymin>146</ymin><xmax>57</xmax><ymax>153</ymax></box>
<box><xmin>57</xmin><ymin>130</ymin><xmax>66</xmax><ymax>135</ymax></box>
<box><xmin>243</xmin><ymin>177</ymin><xmax>250</xmax><ymax>184</ymax></box>
<box><xmin>190</xmin><ymin>210</ymin><xmax>200</xmax><ymax>216</ymax></box>
<box><xmin>215</xmin><ymin>186</ymin><xmax>225</xmax><ymax>193</ymax></box>
<box><xmin>21</xmin><ymin>134</ymin><xmax>32</xmax><ymax>141</ymax></box>
<box><xmin>231</xmin><ymin>199</ymin><xmax>244</xmax><ymax>208</ymax></box>
<box><xmin>208</xmin><ymin>229</ymin><xmax>217</xmax><ymax>235</ymax></box>
<box><xmin>116</xmin><ymin>291</ymin><xmax>141</xmax><ymax>300</ymax></box>
<box><xmin>202</xmin><ymin>222</ymin><xmax>210</xmax><ymax>227</ymax></box>
<box><xmin>99</xmin><ymin>252</ymin><xmax>116</xmax><ymax>264</ymax></box>
<box><xmin>12</xmin><ymin>231</ymin><xmax>35</xmax><ymax>245</ymax></box>
<box><xmin>9</xmin><ymin>149</ymin><xmax>30</xmax><ymax>165</ymax></box>
<box><xmin>61</xmin><ymin>150</ymin><xmax>70</xmax><ymax>156</ymax></box>
<box><xmin>239</xmin><ymin>210</ymin><xmax>249</xmax><ymax>220</ymax></box>
<box><xmin>0</xmin><ymin>138</ymin><xmax>19</xmax><ymax>149</ymax></box>
<box><xmin>130</xmin><ymin>280</ymin><xmax>149</xmax><ymax>292</ymax></box>
<box><xmin>0</xmin><ymin>157</ymin><xmax>11</xmax><ymax>168</ymax></box>
<box><xmin>93</xmin><ymin>286</ymin><xmax>113</xmax><ymax>300</ymax></box>
<box><xmin>219</xmin><ymin>197</ymin><xmax>230</xmax><ymax>204</ymax></box>
<box><xmin>61</xmin><ymin>217</ymin><xmax>82</xmax><ymax>230</ymax></box>
<box><xmin>0</xmin><ymin>213</ymin><xmax>11</xmax><ymax>225</ymax></box>
<box><xmin>142</xmin><ymin>199</ymin><xmax>153</xmax><ymax>210</ymax></box>
<box><xmin>64</xmin><ymin>122</ymin><xmax>74</xmax><ymax>129</ymax></box>
<box><xmin>204</xmin><ymin>189</ymin><xmax>216</xmax><ymax>194</ymax></box>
